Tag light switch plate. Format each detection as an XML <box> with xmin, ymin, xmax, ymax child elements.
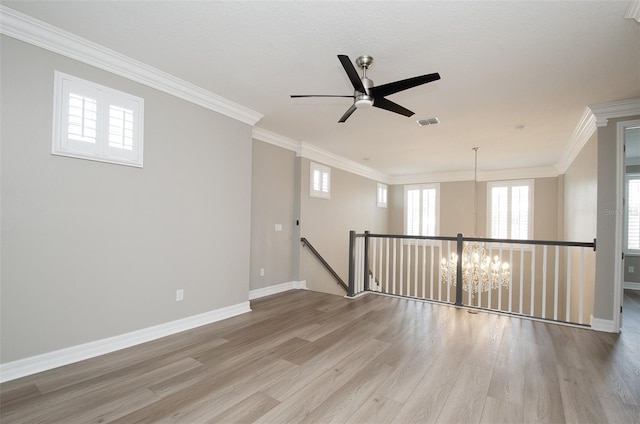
<box><xmin>275</xmin><ymin>224</ymin><xmax>282</xmax><ymax>232</ymax></box>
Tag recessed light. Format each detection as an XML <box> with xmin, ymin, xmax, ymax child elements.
<box><xmin>417</xmin><ymin>117</ymin><xmax>440</xmax><ymax>126</ymax></box>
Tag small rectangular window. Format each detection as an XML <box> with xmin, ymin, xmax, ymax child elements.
<box><xmin>487</xmin><ymin>180</ymin><xmax>533</xmax><ymax>240</ymax></box>
<box><xmin>52</xmin><ymin>71</ymin><xmax>144</xmax><ymax>167</ymax></box>
<box><xmin>377</xmin><ymin>183</ymin><xmax>388</xmax><ymax>208</ymax></box>
<box><xmin>627</xmin><ymin>174</ymin><xmax>640</xmax><ymax>253</ymax></box>
<box><xmin>404</xmin><ymin>183</ymin><xmax>439</xmax><ymax>236</ymax></box>
<box><xmin>310</xmin><ymin>162</ymin><xmax>330</xmax><ymax>199</ymax></box>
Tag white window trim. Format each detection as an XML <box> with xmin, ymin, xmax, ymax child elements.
<box><xmin>377</xmin><ymin>183</ymin><xmax>388</xmax><ymax>208</ymax></box>
<box><xmin>309</xmin><ymin>162</ymin><xmax>330</xmax><ymax>199</ymax></box>
<box><xmin>404</xmin><ymin>183</ymin><xmax>440</xmax><ymax>237</ymax></box>
<box><xmin>626</xmin><ymin>172</ymin><xmax>640</xmax><ymax>255</ymax></box>
<box><xmin>52</xmin><ymin>71</ymin><xmax>144</xmax><ymax>167</ymax></box>
<box><xmin>486</xmin><ymin>179</ymin><xmax>534</xmax><ymax>241</ymax></box>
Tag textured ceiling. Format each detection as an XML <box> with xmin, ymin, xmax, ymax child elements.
<box><xmin>3</xmin><ymin>1</ymin><xmax>639</xmax><ymax>177</ymax></box>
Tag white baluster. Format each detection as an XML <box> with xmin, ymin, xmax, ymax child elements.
<box><xmin>554</xmin><ymin>245</ymin><xmax>559</xmax><ymax>321</ymax></box>
<box><xmin>542</xmin><ymin>245</ymin><xmax>548</xmax><ymax>319</ymax></box>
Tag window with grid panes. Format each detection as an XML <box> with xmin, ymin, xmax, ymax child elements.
<box><xmin>404</xmin><ymin>184</ymin><xmax>439</xmax><ymax>236</ymax></box>
<box><xmin>487</xmin><ymin>180</ymin><xmax>533</xmax><ymax>240</ymax></box>
<box><xmin>52</xmin><ymin>72</ymin><xmax>144</xmax><ymax>167</ymax></box>
<box><xmin>627</xmin><ymin>174</ymin><xmax>640</xmax><ymax>253</ymax></box>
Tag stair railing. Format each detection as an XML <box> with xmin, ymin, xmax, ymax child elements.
<box><xmin>349</xmin><ymin>230</ymin><xmax>597</xmax><ymax>327</ymax></box>
<box><xmin>301</xmin><ymin>238</ymin><xmax>349</xmax><ymax>293</ymax></box>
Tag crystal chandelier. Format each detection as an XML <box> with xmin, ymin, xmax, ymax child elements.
<box><xmin>441</xmin><ymin>147</ymin><xmax>510</xmax><ymax>295</ymax></box>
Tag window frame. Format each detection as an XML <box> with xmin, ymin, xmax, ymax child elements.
<box><xmin>486</xmin><ymin>179</ymin><xmax>534</xmax><ymax>241</ymax></box>
<box><xmin>377</xmin><ymin>183</ymin><xmax>388</xmax><ymax>208</ymax></box>
<box><xmin>404</xmin><ymin>183</ymin><xmax>440</xmax><ymax>237</ymax></box>
<box><xmin>52</xmin><ymin>71</ymin><xmax>144</xmax><ymax>168</ymax></box>
<box><xmin>626</xmin><ymin>173</ymin><xmax>640</xmax><ymax>255</ymax></box>
<box><xmin>309</xmin><ymin>162</ymin><xmax>331</xmax><ymax>199</ymax></box>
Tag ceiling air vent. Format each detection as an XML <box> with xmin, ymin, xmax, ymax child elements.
<box><xmin>417</xmin><ymin>117</ymin><xmax>440</xmax><ymax>126</ymax></box>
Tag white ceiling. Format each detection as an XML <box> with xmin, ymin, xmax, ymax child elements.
<box><xmin>3</xmin><ymin>1</ymin><xmax>639</xmax><ymax>177</ymax></box>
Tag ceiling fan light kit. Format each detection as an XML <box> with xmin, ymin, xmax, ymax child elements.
<box><xmin>355</xmin><ymin>97</ymin><xmax>373</xmax><ymax>109</ymax></box>
<box><xmin>291</xmin><ymin>55</ymin><xmax>440</xmax><ymax>123</ymax></box>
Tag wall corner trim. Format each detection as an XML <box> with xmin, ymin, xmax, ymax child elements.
<box><xmin>252</xmin><ymin>127</ymin><xmax>299</xmax><ymax>152</ymax></box>
<box><xmin>297</xmin><ymin>142</ymin><xmax>389</xmax><ymax>184</ymax></box>
<box><xmin>249</xmin><ymin>280</ymin><xmax>308</xmax><ymax>300</ymax></box>
<box><xmin>0</xmin><ymin>5</ymin><xmax>263</xmax><ymax>126</ymax></box>
<box><xmin>589</xmin><ymin>98</ymin><xmax>640</xmax><ymax>128</ymax></box>
<box><xmin>626</xmin><ymin>0</ymin><xmax>640</xmax><ymax>22</ymax></box>
<box><xmin>0</xmin><ymin>301</ymin><xmax>251</xmax><ymax>383</ymax></box>
<box><xmin>555</xmin><ymin>107</ymin><xmax>597</xmax><ymax>174</ymax></box>
<box><xmin>590</xmin><ymin>315</ymin><xmax>618</xmax><ymax>333</ymax></box>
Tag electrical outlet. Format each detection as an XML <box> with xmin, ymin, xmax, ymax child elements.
<box><xmin>260</xmin><ymin>268</ymin><xmax>265</xmax><ymax>277</ymax></box>
<box><xmin>176</xmin><ymin>289</ymin><xmax>184</xmax><ymax>301</ymax></box>
<box><xmin>629</xmin><ymin>266</ymin><xmax>635</xmax><ymax>273</ymax></box>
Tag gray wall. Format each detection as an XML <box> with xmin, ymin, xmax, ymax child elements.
<box><xmin>250</xmin><ymin>140</ymin><xmax>296</xmax><ymax>291</ymax></box>
<box><xmin>563</xmin><ymin>132</ymin><xmax>598</xmax><ymax>322</ymax></box>
<box><xmin>298</xmin><ymin>158</ymin><xmax>389</xmax><ymax>295</ymax></box>
<box><xmin>625</xmin><ymin>256</ymin><xmax>640</xmax><ymax>284</ymax></box>
<box><xmin>595</xmin><ymin>116</ymin><xmax>640</xmax><ymax>321</ymax></box>
<box><xmin>1</xmin><ymin>37</ymin><xmax>253</xmax><ymax>362</ymax></box>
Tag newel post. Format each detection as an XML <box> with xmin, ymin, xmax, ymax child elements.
<box><xmin>455</xmin><ymin>233</ymin><xmax>464</xmax><ymax>306</ymax></box>
<box><xmin>348</xmin><ymin>230</ymin><xmax>356</xmax><ymax>297</ymax></box>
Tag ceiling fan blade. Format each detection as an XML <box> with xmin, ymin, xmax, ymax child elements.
<box><xmin>369</xmin><ymin>73</ymin><xmax>441</xmax><ymax>98</ymax></box>
<box><xmin>338</xmin><ymin>104</ymin><xmax>357</xmax><ymax>123</ymax></box>
<box><xmin>373</xmin><ymin>97</ymin><xmax>414</xmax><ymax>117</ymax></box>
<box><xmin>338</xmin><ymin>55</ymin><xmax>367</xmax><ymax>93</ymax></box>
<box><xmin>291</xmin><ymin>94</ymin><xmax>354</xmax><ymax>98</ymax></box>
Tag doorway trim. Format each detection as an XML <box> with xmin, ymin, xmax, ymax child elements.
<box><xmin>615</xmin><ymin>119</ymin><xmax>640</xmax><ymax>331</ymax></box>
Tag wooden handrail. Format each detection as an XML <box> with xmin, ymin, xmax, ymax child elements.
<box><xmin>301</xmin><ymin>238</ymin><xmax>348</xmax><ymax>292</ymax></box>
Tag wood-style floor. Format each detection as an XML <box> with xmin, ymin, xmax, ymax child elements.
<box><xmin>1</xmin><ymin>289</ymin><xmax>639</xmax><ymax>423</ymax></box>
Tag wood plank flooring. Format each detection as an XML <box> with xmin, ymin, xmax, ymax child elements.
<box><xmin>1</xmin><ymin>289</ymin><xmax>639</xmax><ymax>423</ymax></box>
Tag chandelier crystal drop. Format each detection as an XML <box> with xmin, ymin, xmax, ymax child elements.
<box><xmin>441</xmin><ymin>242</ymin><xmax>510</xmax><ymax>295</ymax></box>
<box><xmin>441</xmin><ymin>147</ymin><xmax>510</xmax><ymax>295</ymax></box>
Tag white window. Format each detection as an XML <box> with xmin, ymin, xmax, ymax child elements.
<box><xmin>377</xmin><ymin>183</ymin><xmax>388</xmax><ymax>208</ymax></box>
<box><xmin>626</xmin><ymin>174</ymin><xmax>640</xmax><ymax>254</ymax></box>
<box><xmin>405</xmin><ymin>184</ymin><xmax>439</xmax><ymax>236</ymax></box>
<box><xmin>487</xmin><ymin>180</ymin><xmax>534</xmax><ymax>240</ymax></box>
<box><xmin>310</xmin><ymin>162</ymin><xmax>330</xmax><ymax>199</ymax></box>
<box><xmin>52</xmin><ymin>71</ymin><xmax>144</xmax><ymax>167</ymax></box>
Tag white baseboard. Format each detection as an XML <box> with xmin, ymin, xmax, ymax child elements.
<box><xmin>590</xmin><ymin>315</ymin><xmax>618</xmax><ymax>333</ymax></box>
<box><xmin>249</xmin><ymin>280</ymin><xmax>307</xmax><ymax>300</ymax></box>
<box><xmin>624</xmin><ymin>281</ymin><xmax>640</xmax><ymax>290</ymax></box>
<box><xmin>0</xmin><ymin>301</ymin><xmax>251</xmax><ymax>383</ymax></box>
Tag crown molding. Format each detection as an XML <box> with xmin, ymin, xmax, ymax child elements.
<box><xmin>626</xmin><ymin>0</ymin><xmax>640</xmax><ymax>22</ymax></box>
<box><xmin>555</xmin><ymin>107</ymin><xmax>597</xmax><ymax>174</ymax></box>
<box><xmin>297</xmin><ymin>142</ymin><xmax>389</xmax><ymax>184</ymax></box>
<box><xmin>0</xmin><ymin>5</ymin><xmax>263</xmax><ymax>126</ymax></box>
<box><xmin>589</xmin><ymin>98</ymin><xmax>640</xmax><ymax>128</ymax></box>
<box><xmin>251</xmin><ymin>127</ymin><xmax>388</xmax><ymax>183</ymax></box>
<box><xmin>477</xmin><ymin>166</ymin><xmax>559</xmax><ymax>182</ymax></box>
<box><xmin>252</xmin><ymin>127</ymin><xmax>298</xmax><ymax>152</ymax></box>
<box><xmin>389</xmin><ymin>166</ymin><xmax>559</xmax><ymax>185</ymax></box>
<box><xmin>388</xmin><ymin>170</ymin><xmax>474</xmax><ymax>185</ymax></box>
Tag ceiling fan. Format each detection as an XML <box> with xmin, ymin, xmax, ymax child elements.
<box><xmin>291</xmin><ymin>55</ymin><xmax>440</xmax><ymax>123</ymax></box>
